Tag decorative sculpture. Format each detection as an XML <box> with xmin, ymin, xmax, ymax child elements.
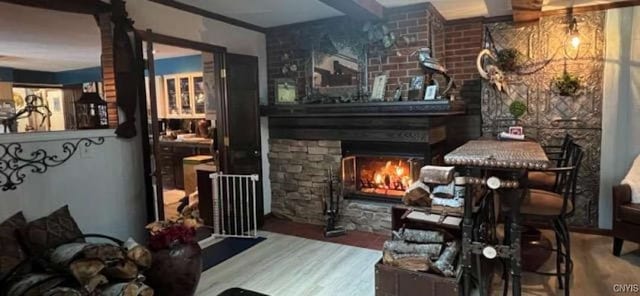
<box><xmin>1</xmin><ymin>95</ymin><xmax>52</xmax><ymax>133</ymax></box>
<box><xmin>476</xmin><ymin>49</ymin><xmax>510</xmax><ymax>96</ymax></box>
<box><xmin>416</xmin><ymin>48</ymin><xmax>454</xmax><ymax>96</ymax></box>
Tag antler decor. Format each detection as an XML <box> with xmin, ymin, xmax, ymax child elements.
<box><xmin>0</xmin><ymin>137</ymin><xmax>105</xmax><ymax>191</ymax></box>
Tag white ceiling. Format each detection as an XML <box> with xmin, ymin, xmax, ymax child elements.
<box><xmin>0</xmin><ymin>2</ymin><xmax>199</xmax><ymax>73</ymax></box>
<box><xmin>175</xmin><ymin>0</ymin><xmax>344</xmax><ymax>27</ymax></box>
<box><xmin>0</xmin><ymin>2</ymin><xmax>101</xmax><ymax>72</ymax></box>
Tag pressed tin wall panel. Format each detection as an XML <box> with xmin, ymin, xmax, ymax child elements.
<box><xmin>482</xmin><ymin>12</ymin><xmax>605</xmax><ymax>226</ymax></box>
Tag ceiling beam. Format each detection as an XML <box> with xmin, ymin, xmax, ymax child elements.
<box><xmin>149</xmin><ymin>0</ymin><xmax>266</xmax><ymax>33</ymax></box>
<box><xmin>511</xmin><ymin>0</ymin><xmax>543</xmax><ymax>24</ymax></box>
<box><xmin>0</xmin><ymin>0</ymin><xmax>111</xmax><ymax>15</ymax></box>
<box><xmin>318</xmin><ymin>0</ymin><xmax>384</xmax><ymax>20</ymax></box>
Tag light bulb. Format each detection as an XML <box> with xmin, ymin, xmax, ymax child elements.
<box><xmin>571</xmin><ymin>36</ymin><xmax>580</xmax><ymax>48</ymax></box>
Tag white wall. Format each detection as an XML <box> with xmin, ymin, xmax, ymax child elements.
<box><xmin>127</xmin><ymin>0</ymin><xmax>272</xmax><ymax>214</ymax></box>
<box><xmin>0</xmin><ymin>131</ymin><xmax>147</xmax><ymax>240</ymax></box>
<box><xmin>600</xmin><ymin>6</ymin><xmax>640</xmax><ymax>228</ymax></box>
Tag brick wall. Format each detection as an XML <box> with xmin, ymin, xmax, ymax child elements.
<box><xmin>367</xmin><ymin>5</ymin><xmax>446</xmax><ymax>99</ymax></box>
<box><xmin>266</xmin><ymin>4</ymin><xmax>448</xmax><ymax>102</ymax></box>
<box><xmin>98</xmin><ymin>13</ymin><xmax>118</xmax><ymax>128</ymax></box>
<box><xmin>444</xmin><ymin>19</ymin><xmax>484</xmax><ymax>113</ymax></box>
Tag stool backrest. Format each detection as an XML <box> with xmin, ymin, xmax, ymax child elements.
<box><xmin>557</xmin><ymin>142</ymin><xmax>583</xmax><ymax>215</ymax></box>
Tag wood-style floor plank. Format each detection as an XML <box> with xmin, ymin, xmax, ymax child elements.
<box><xmin>196</xmin><ymin>231</ymin><xmax>640</xmax><ymax>296</ymax></box>
<box><xmin>196</xmin><ymin>231</ymin><xmax>382</xmax><ymax>296</ymax></box>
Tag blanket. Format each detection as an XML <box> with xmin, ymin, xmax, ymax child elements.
<box><xmin>622</xmin><ymin>154</ymin><xmax>640</xmax><ymax>204</ymax></box>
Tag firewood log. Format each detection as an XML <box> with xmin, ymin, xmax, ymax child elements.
<box><xmin>69</xmin><ymin>258</ymin><xmax>106</xmax><ymax>285</ymax></box>
<box><xmin>42</xmin><ymin>287</ymin><xmax>83</xmax><ymax>296</ymax></box>
<box><xmin>403</xmin><ymin>182</ymin><xmax>431</xmax><ymax>207</ymax></box>
<box><xmin>383</xmin><ymin>251</ymin><xmax>432</xmax><ymax>272</ymax></box>
<box><xmin>82</xmin><ymin>244</ymin><xmax>125</xmax><ymax>263</ymax></box>
<box><xmin>419</xmin><ymin>165</ymin><xmax>454</xmax><ymax>185</ymax></box>
<box><xmin>136</xmin><ymin>284</ymin><xmax>154</xmax><ymax>296</ymax></box>
<box><xmin>49</xmin><ymin>243</ymin><xmax>90</xmax><ymax>268</ymax></box>
<box><xmin>429</xmin><ymin>241</ymin><xmax>460</xmax><ymax>277</ymax></box>
<box><xmin>383</xmin><ymin>241</ymin><xmax>442</xmax><ymax>259</ymax></box>
<box><xmin>104</xmin><ymin>259</ymin><xmax>139</xmax><ymax>280</ymax></box>
<box><xmin>392</xmin><ymin>229</ymin><xmax>444</xmax><ymax>244</ymax></box>
<box><xmin>82</xmin><ymin>274</ymin><xmax>109</xmax><ymax>293</ymax></box>
<box><xmin>101</xmin><ymin>282</ymin><xmax>139</xmax><ymax>296</ymax></box>
<box><xmin>123</xmin><ymin>238</ymin><xmax>152</xmax><ymax>269</ymax></box>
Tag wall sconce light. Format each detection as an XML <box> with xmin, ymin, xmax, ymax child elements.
<box><xmin>568</xmin><ymin>17</ymin><xmax>580</xmax><ymax>49</ymax></box>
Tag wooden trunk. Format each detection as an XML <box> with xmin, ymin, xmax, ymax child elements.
<box><xmin>375</xmin><ymin>259</ymin><xmax>459</xmax><ymax>296</ymax></box>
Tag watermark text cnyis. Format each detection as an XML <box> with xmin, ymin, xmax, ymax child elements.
<box><xmin>613</xmin><ymin>284</ymin><xmax>640</xmax><ymax>294</ymax></box>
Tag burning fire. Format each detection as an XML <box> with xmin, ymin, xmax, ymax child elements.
<box><xmin>365</xmin><ymin>160</ymin><xmax>412</xmax><ymax>192</ymax></box>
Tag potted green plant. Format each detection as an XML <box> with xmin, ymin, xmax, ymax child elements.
<box><xmin>552</xmin><ymin>72</ymin><xmax>581</xmax><ymax>97</ymax></box>
<box><xmin>496</xmin><ymin>48</ymin><xmax>522</xmax><ymax>72</ymax></box>
<box><xmin>509</xmin><ymin>100</ymin><xmax>527</xmax><ymax>121</ymax></box>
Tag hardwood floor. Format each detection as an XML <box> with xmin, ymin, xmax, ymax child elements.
<box><xmin>196</xmin><ymin>231</ymin><xmax>382</xmax><ymax>296</ymax></box>
<box><xmin>196</xmin><ymin>231</ymin><xmax>640</xmax><ymax>296</ymax></box>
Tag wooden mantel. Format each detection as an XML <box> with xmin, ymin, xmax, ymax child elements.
<box><xmin>261</xmin><ymin>101</ymin><xmax>475</xmax><ymax>145</ymax></box>
<box><xmin>260</xmin><ymin>100</ymin><xmax>466</xmax><ymax>118</ymax></box>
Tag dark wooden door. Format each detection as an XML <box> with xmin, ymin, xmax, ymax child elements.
<box><xmin>223</xmin><ymin>53</ymin><xmax>263</xmax><ymax>226</ymax></box>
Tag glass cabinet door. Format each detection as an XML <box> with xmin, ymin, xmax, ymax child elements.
<box><xmin>193</xmin><ymin>76</ymin><xmax>205</xmax><ymax>115</ymax></box>
<box><xmin>179</xmin><ymin>76</ymin><xmax>192</xmax><ymax>115</ymax></box>
<box><xmin>165</xmin><ymin>77</ymin><xmax>178</xmax><ymax>115</ymax></box>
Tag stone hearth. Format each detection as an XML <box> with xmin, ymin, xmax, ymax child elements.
<box><xmin>269</xmin><ymin>139</ymin><xmax>393</xmax><ymax>233</ymax></box>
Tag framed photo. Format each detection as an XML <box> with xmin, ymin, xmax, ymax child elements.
<box><xmin>424</xmin><ymin>85</ymin><xmax>438</xmax><ymax>100</ymax></box>
<box><xmin>370</xmin><ymin>75</ymin><xmax>388</xmax><ymax>101</ymax></box>
<box><xmin>509</xmin><ymin>126</ymin><xmax>524</xmax><ymax>135</ymax></box>
<box><xmin>410</xmin><ymin>76</ymin><xmax>424</xmax><ymax>90</ymax></box>
<box><xmin>275</xmin><ymin>78</ymin><xmax>297</xmax><ymax>104</ymax></box>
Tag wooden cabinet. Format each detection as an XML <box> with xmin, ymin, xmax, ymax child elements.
<box><xmin>163</xmin><ymin>72</ymin><xmax>205</xmax><ymax>118</ymax></box>
<box><xmin>159</xmin><ymin>142</ymin><xmax>211</xmax><ymax>189</ymax></box>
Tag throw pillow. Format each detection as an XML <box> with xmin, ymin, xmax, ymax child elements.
<box><xmin>622</xmin><ymin>154</ymin><xmax>640</xmax><ymax>204</ymax></box>
<box><xmin>19</xmin><ymin>206</ymin><xmax>85</xmax><ymax>256</ymax></box>
<box><xmin>0</xmin><ymin>212</ymin><xmax>27</xmax><ymax>279</ymax></box>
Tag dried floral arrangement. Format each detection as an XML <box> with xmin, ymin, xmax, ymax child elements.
<box><xmin>145</xmin><ymin>206</ymin><xmax>203</xmax><ymax>251</ymax></box>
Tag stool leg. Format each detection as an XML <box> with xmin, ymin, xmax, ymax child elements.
<box><xmin>561</xmin><ymin>218</ymin><xmax>571</xmax><ymax>296</ymax></box>
<box><xmin>553</xmin><ymin>219</ymin><xmax>564</xmax><ymax>290</ymax></box>
<box><xmin>613</xmin><ymin>238</ymin><xmax>624</xmax><ymax>257</ymax></box>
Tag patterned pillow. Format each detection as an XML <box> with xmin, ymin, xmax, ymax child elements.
<box><xmin>19</xmin><ymin>206</ymin><xmax>84</xmax><ymax>256</ymax></box>
<box><xmin>0</xmin><ymin>212</ymin><xmax>27</xmax><ymax>279</ymax></box>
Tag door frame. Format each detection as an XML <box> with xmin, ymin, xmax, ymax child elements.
<box><xmin>135</xmin><ymin>30</ymin><xmax>228</xmax><ymax>222</ymax></box>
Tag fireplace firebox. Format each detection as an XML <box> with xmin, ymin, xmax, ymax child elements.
<box><xmin>341</xmin><ymin>141</ymin><xmax>430</xmax><ymax>202</ymax></box>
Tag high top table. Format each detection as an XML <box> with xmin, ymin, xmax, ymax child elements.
<box><xmin>445</xmin><ymin>140</ymin><xmax>550</xmax><ymax>296</ymax></box>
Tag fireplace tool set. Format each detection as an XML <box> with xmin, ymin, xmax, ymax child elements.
<box><xmin>323</xmin><ymin>168</ymin><xmax>346</xmax><ymax>237</ymax></box>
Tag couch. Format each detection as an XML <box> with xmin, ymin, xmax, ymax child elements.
<box><xmin>612</xmin><ymin>184</ymin><xmax>640</xmax><ymax>256</ymax></box>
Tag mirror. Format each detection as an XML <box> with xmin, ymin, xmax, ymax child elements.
<box><xmin>308</xmin><ymin>44</ymin><xmax>367</xmax><ymax>103</ymax></box>
<box><xmin>0</xmin><ymin>2</ymin><xmax>106</xmax><ymax>134</ymax></box>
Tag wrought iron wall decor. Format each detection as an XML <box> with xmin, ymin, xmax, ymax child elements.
<box><xmin>481</xmin><ymin>11</ymin><xmax>605</xmax><ymax>226</ymax></box>
<box><xmin>0</xmin><ymin>137</ymin><xmax>105</xmax><ymax>191</ymax></box>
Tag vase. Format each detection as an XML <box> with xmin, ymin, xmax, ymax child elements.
<box><xmin>521</xmin><ymin>226</ymin><xmax>552</xmax><ymax>272</ymax></box>
<box><xmin>145</xmin><ymin>242</ymin><xmax>202</xmax><ymax>296</ymax></box>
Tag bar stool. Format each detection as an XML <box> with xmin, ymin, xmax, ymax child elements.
<box><xmin>528</xmin><ymin>134</ymin><xmax>574</xmax><ymax>192</ymax></box>
<box><xmin>503</xmin><ymin>142</ymin><xmax>583</xmax><ymax>296</ymax></box>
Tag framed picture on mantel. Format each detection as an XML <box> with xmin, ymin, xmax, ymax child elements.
<box><xmin>275</xmin><ymin>78</ymin><xmax>297</xmax><ymax>104</ymax></box>
<box><xmin>370</xmin><ymin>75</ymin><xmax>388</xmax><ymax>101</ymax></box>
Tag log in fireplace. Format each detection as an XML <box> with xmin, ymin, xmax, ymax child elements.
<box><xmin>341</xmin><ymin>141</ymin><xmax>429</xmax><ymax>202</ymax></box>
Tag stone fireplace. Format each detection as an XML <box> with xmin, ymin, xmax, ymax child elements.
<box><xmin>269</xmin><ymin>138</ymin><xmax>398</xmax><ymax>233</ymax></box>
<box><xmin>264</xmin><ymin>102</ymin><xmax>479</xmax><ymax>233</ymax></box>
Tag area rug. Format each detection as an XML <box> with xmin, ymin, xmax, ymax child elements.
<box><xmin>218</xmin><ymin>288</ymin><xmax>268</xmax><ymax>296</ymax></box>
<box><xmin>202</xmin><ymin>237</ymin><xmax>266</xmax><ymax>271</ymax></box>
